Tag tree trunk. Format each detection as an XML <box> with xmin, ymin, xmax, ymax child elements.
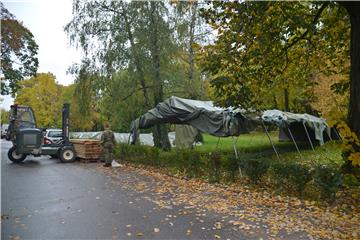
<box><xmin>272</xmin><ymin>94</ymin><xmax>278</xmax><ymax>109</ymax></box>
<box><xmin>283</xmin><ymin>87</ymin><xmax>290</xmax><ymax>112</ymax></box>
<box><xmin>346</xmin><ymin>4</ymin><xmax>360</xmax><ymax>138</ymax></box>
<box><xmin>282</xmin><ymin>77</ymin><xmax>290</xmax><ymax>112</ymax></box>
<box><xmin>120</xmin><ymin>2</ymin><xmax>150</xmax><ymax>107</ymax></box>
<box><xmin>149</xmin><ymin>2</ymin><xmax>171</xmax><ymax>150</ymax></box>
<box><xmin>187</xmin><ymin>1</ymin><xmax>198</xmax><ymax>99</ymax></box>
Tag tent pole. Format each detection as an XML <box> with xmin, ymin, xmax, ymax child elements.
<box><xmin>232</xmin><ymin>136</ymin><xmax>243</xmax><ymax>177</ymax></box>
<box><xmin>261</xmin><ymin>121</ymin><xmax>281</xmax><ymax>161</ymax></box>
<box><xmin>328</xmin><ymin>131</ymin><xmax>333</xmax><ymax>141</ymax></box>
<box><xmin>287</xmin><ymin>126</ymin><xmax>303</xmax><ymax>159</ymax></box>
<box><xmin>302</xmin><ymin>122</ymin><xmax>315</xmax><ymax>151</ymax></box>
<box><xmin>334</xmin><ymin>127</ymin><xmax>343</xmax><ymax>143</ymax></box>
<box><xmin>216</xmin><ymin>137</ymin><xmax>221</xmax><ymax>150</ymax></box>
<box><xmin>235</xmin><ymin>135</ymin><xmax>240</xmax><ymax>145</ymax></box>
<box><xmin>326</xmin><ymin>127</ymin><xmax>333</xmax><ymax>141</ymax></box>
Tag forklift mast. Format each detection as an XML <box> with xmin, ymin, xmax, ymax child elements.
<box><xmin>62</xmin><ymin>103</ymin><xmax>70</xmax><ymax>145</ymax></box>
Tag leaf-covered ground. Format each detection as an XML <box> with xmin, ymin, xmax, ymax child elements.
<box><xmin>94</xmin><ymin>163</ymin><xmax>359</xmax><ymax>240</ymax></box>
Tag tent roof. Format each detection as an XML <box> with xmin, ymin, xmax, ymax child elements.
<box><xmin>261</xmin><ymin>109</ymin><xmax>331</xmax><ymax>144</ymax></box>
<box><xmin>131</xmin><ymin>96</ymin><xmax>257</xmax><ymax>139</ymax></box>
<box><xmin>130</xmin><ymin>97</ymin><xmax>332</xmax><ymax>145</ymax></box>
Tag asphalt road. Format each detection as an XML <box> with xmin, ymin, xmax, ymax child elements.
<box><xmin>1</xmin><ymin>139</ymin><xmax>245</xmax><ymax>240</ymax></box>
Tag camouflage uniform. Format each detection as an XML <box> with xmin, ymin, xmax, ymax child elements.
<box><xmin>101</xmin><ymin>128</ymin><xmax>116</xmax><ymax>166</ymax></box>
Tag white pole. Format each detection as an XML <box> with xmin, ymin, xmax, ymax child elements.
<box><xmin>287</xmin><ymin>126</ymin><xmax>304</xmax><ymax>159</ymax></box>
<box><xmin>261</xmin><ymin>121</ymin><xmax>281</xmax><ymax>161</ymax></box>
<box><xmin>302</xmin><ymin>122</ymin><xmax>315</xmax><ymax>151</ymax></box>
<box><xmin>216</xmin><ymin>137</ymin><xmax>221</xmax><ymax>150</ymax></box>
<box><xmin>232</xmin><ymin>136</ymin><xmax>242</xmax><ymax>177</ymax></box>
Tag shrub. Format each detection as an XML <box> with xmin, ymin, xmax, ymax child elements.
<box><xmin>225</xmin><ymin>154</ymin><xmax>239</xmax><ymax>182</ymax></box>
<box><xmin>185</xmin><ymin>150</ymin><xmax>202</xmax><ymax>178</ymax></box>
<box><xmin>272</xmin><ymin>162</ymin><xmax>312</xmax><ymax>194</ymax></box>
<box><xmin>343</xmin><ymin>174</ymin><xmax>360</xmax><ymax>187</ymax></box>
<box><xmin>171</xmin><ymin>149</ymin><xmax>203</xmax><ymax>178</ymax></box>
<box><xmin>243</xmin><ymin>158</ymin><xmax>269</xmax><ymax>183</ymax></box>
<box><xmin>145</xmin><ymin>147</ymin><xmax>160</xmax><ymax>166</ymax></box>
<box><xmin>207</xmin><ymin>151</ymin><xmax>222</xmax><ymax>183</ymax></box>
<box><xmin>314</xmin><ymin>165</ymin><xmax>342</xmax><ymax>202</ymax></box>
<box><xmin>115</xmin><ymin>143</ymin><xmax>158</xmax><ymax>164</ymax></box>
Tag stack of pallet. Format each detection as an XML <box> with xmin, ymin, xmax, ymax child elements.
<box><xmin>70</xmin><ymin>139</ymin><xmax>104</xmax><ymax>160</ymax></box>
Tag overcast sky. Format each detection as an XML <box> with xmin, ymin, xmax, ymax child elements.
<box><xmin>1</xmin><ymin>0</ymin><xmax>81</xmax><ymax>110</ymax></box>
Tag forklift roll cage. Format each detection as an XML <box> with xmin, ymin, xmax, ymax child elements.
<box><xmin>7</xmin><ymin>103</ymin><xmax>76</xmax><ymax>163</ymax></box>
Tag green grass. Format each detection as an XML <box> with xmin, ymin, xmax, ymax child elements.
<box><xmin>194</xmin><ymin>131</ymin><xmax>343</xmax><ymax>166</ymax></box>
<box><xmin>196</xmin><ymin>131</ymin><xmax>293</xmax><ymax>152</ymax></box>
<box><xmin>196</xmin><ymin>132</ymin><xmax>270</xmax><ymax>151</ymax></box>
<box><xmin>279</xmin><ymin>141</ymin><xmax>343</xmax><ymax>167</ymax></box>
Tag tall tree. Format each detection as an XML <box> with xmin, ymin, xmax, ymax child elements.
<box><xmin>170</xmin><ymin>0</ymin><xmax>210</xmax><ymax>99</ymax></box>
<box><xmin>200</xmin><ymin>2</ymin><xmax>360</xmax><ymax>136</ymax></box>
<box><xmin>338</xmin><ymin>2</ymin><xmax>360</xmax><ymax>138</ymax></box>
<box><xmin>15</xmin><ymin>73</ymin><xmax>63</xmax><ymax>128</ymax></box>
<box><xmin>146</xmin><ymin>1</ymin><xmax>171</xmax><ymax>149</ymax></box>
<box><xmin>1</xmin><ymin>2</ymin><xmax>39</xmax><ymax>95</ymax></box>
<box><xmin>66</xmin><ymin>0</ymin><xmax>202</xmax><ymax>149</ymax></box>
<box><xmin>1</xmin><ymin>109</ymin><xmax>10</xmax><ymax>124</ymax></box>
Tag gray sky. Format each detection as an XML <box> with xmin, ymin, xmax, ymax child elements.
<box><xmin>1</xmin><ymin>0</ymin><xmax>81</xmax><ymax>110</ymax></box>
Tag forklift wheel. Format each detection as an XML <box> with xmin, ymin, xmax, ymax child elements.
<box><xmin>8</xmin><ymin>146</ymin><xmax>27</xmax><ymax>163</ymax></box>
<box><xmin>59</xmin><ymin>146</ymin><xmax>76</xmax><ymax>163</ymax></box>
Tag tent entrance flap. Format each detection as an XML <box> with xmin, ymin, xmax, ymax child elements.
<box><xmin>174</xmin><ymin>124</ymin><xmax>199</xmax><ymax>149</ymax></box>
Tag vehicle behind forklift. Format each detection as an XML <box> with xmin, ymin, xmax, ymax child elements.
<box><xmin>7</xmin><ymin>103</ymin><xmax>77</xmax><ymax>163</ymax></box>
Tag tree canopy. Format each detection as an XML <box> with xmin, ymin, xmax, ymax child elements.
<box><xmin>200</xmin><ymin>1</ymin><xmax>360</xmax><ymax>166</ymax></box>
<box><xmin>65</xmin><ymin>0</ymin><xmax>209</xmax><ymax>148</ymax></box>
<box><xmin>15</xmin><ymin>73</ymin><xmax>63</xmax><ymax>128</ymax></box>
<box><xmin>0</xmin><ymin>2</ymin><xmax>39</xmax><ymax>95</ymax></box>
<box><xmin>200</xmin><ymin>2</ymin><xmax>350</xmax><ymax>113</ymax></box>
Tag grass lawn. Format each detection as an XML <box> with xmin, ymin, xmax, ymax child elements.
<box><xmin>196</xmin><ymin>131</ymin><xmax>283</xmax><ymax>151</ymax></box>
<box><xmin>195</xmin><ymin>131</ymin><xmax>343</xmax><ymax>167</ymax></box>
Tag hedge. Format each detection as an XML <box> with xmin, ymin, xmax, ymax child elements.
<box><xmin>114</xmin><ymin>143</ymin><xmax>343</xmax><ymax>201</ymax></box>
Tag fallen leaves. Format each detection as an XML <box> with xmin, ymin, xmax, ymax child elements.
<box><xmin>214</xmin><ymin>222</ymin><xmax>222</xmax><ymax>229</ymax></box>
<box><xmin>95</xmin><ymin>162</ymin><xmax>360</xmax><ymax>239</ymax></box>
<box><xmin>9</xmin><ymin>236</ymin><xmax>21</xmax><ymax>240</ymax></box>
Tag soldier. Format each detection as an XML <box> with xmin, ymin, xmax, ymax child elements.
<box><xmin>101</xmin><ymin>123</ymin><xmax>116</xmax><ymax>167</ymax></box>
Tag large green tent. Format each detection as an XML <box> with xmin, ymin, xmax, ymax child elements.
<box><xmin>130</xmin><ymin>96</ymin><xmax>258</xmax><ymax>145</ymax></box>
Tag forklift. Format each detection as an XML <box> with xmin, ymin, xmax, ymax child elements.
<box><xmin>7</xmin><ymin>103</ymin><xmax>77</xmax><ymax>163</ymax></box>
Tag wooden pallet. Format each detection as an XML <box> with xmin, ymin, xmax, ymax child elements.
<box><xmin>78</xmin><ymin>157</ymin><xmax>104</xmax><ymax>163</ymax></box>
<box><xmin>70</xmin><ymin>139</ymin><xmax>104</xmax><ymax>160</ymax></box>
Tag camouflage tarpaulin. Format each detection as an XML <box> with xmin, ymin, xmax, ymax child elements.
<box><xmin>261</xmin><ymin>109</ymin><xmax>331</xmax><ymax>145</ymax></box>
<box><xmin>130</xmin><ymin>96</ymin><xmax>258</xmax><ymax>144</ymax></box>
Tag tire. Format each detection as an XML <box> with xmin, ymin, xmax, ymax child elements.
<box><xmin>8</xmin><ymin>146</ymin><xmax>27</xmax><ymax>163</ymax></box>
<box><xmin>59</xmin><ymin>146</ymin><xmax>76</xmax><ymax>163</ymax></box>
